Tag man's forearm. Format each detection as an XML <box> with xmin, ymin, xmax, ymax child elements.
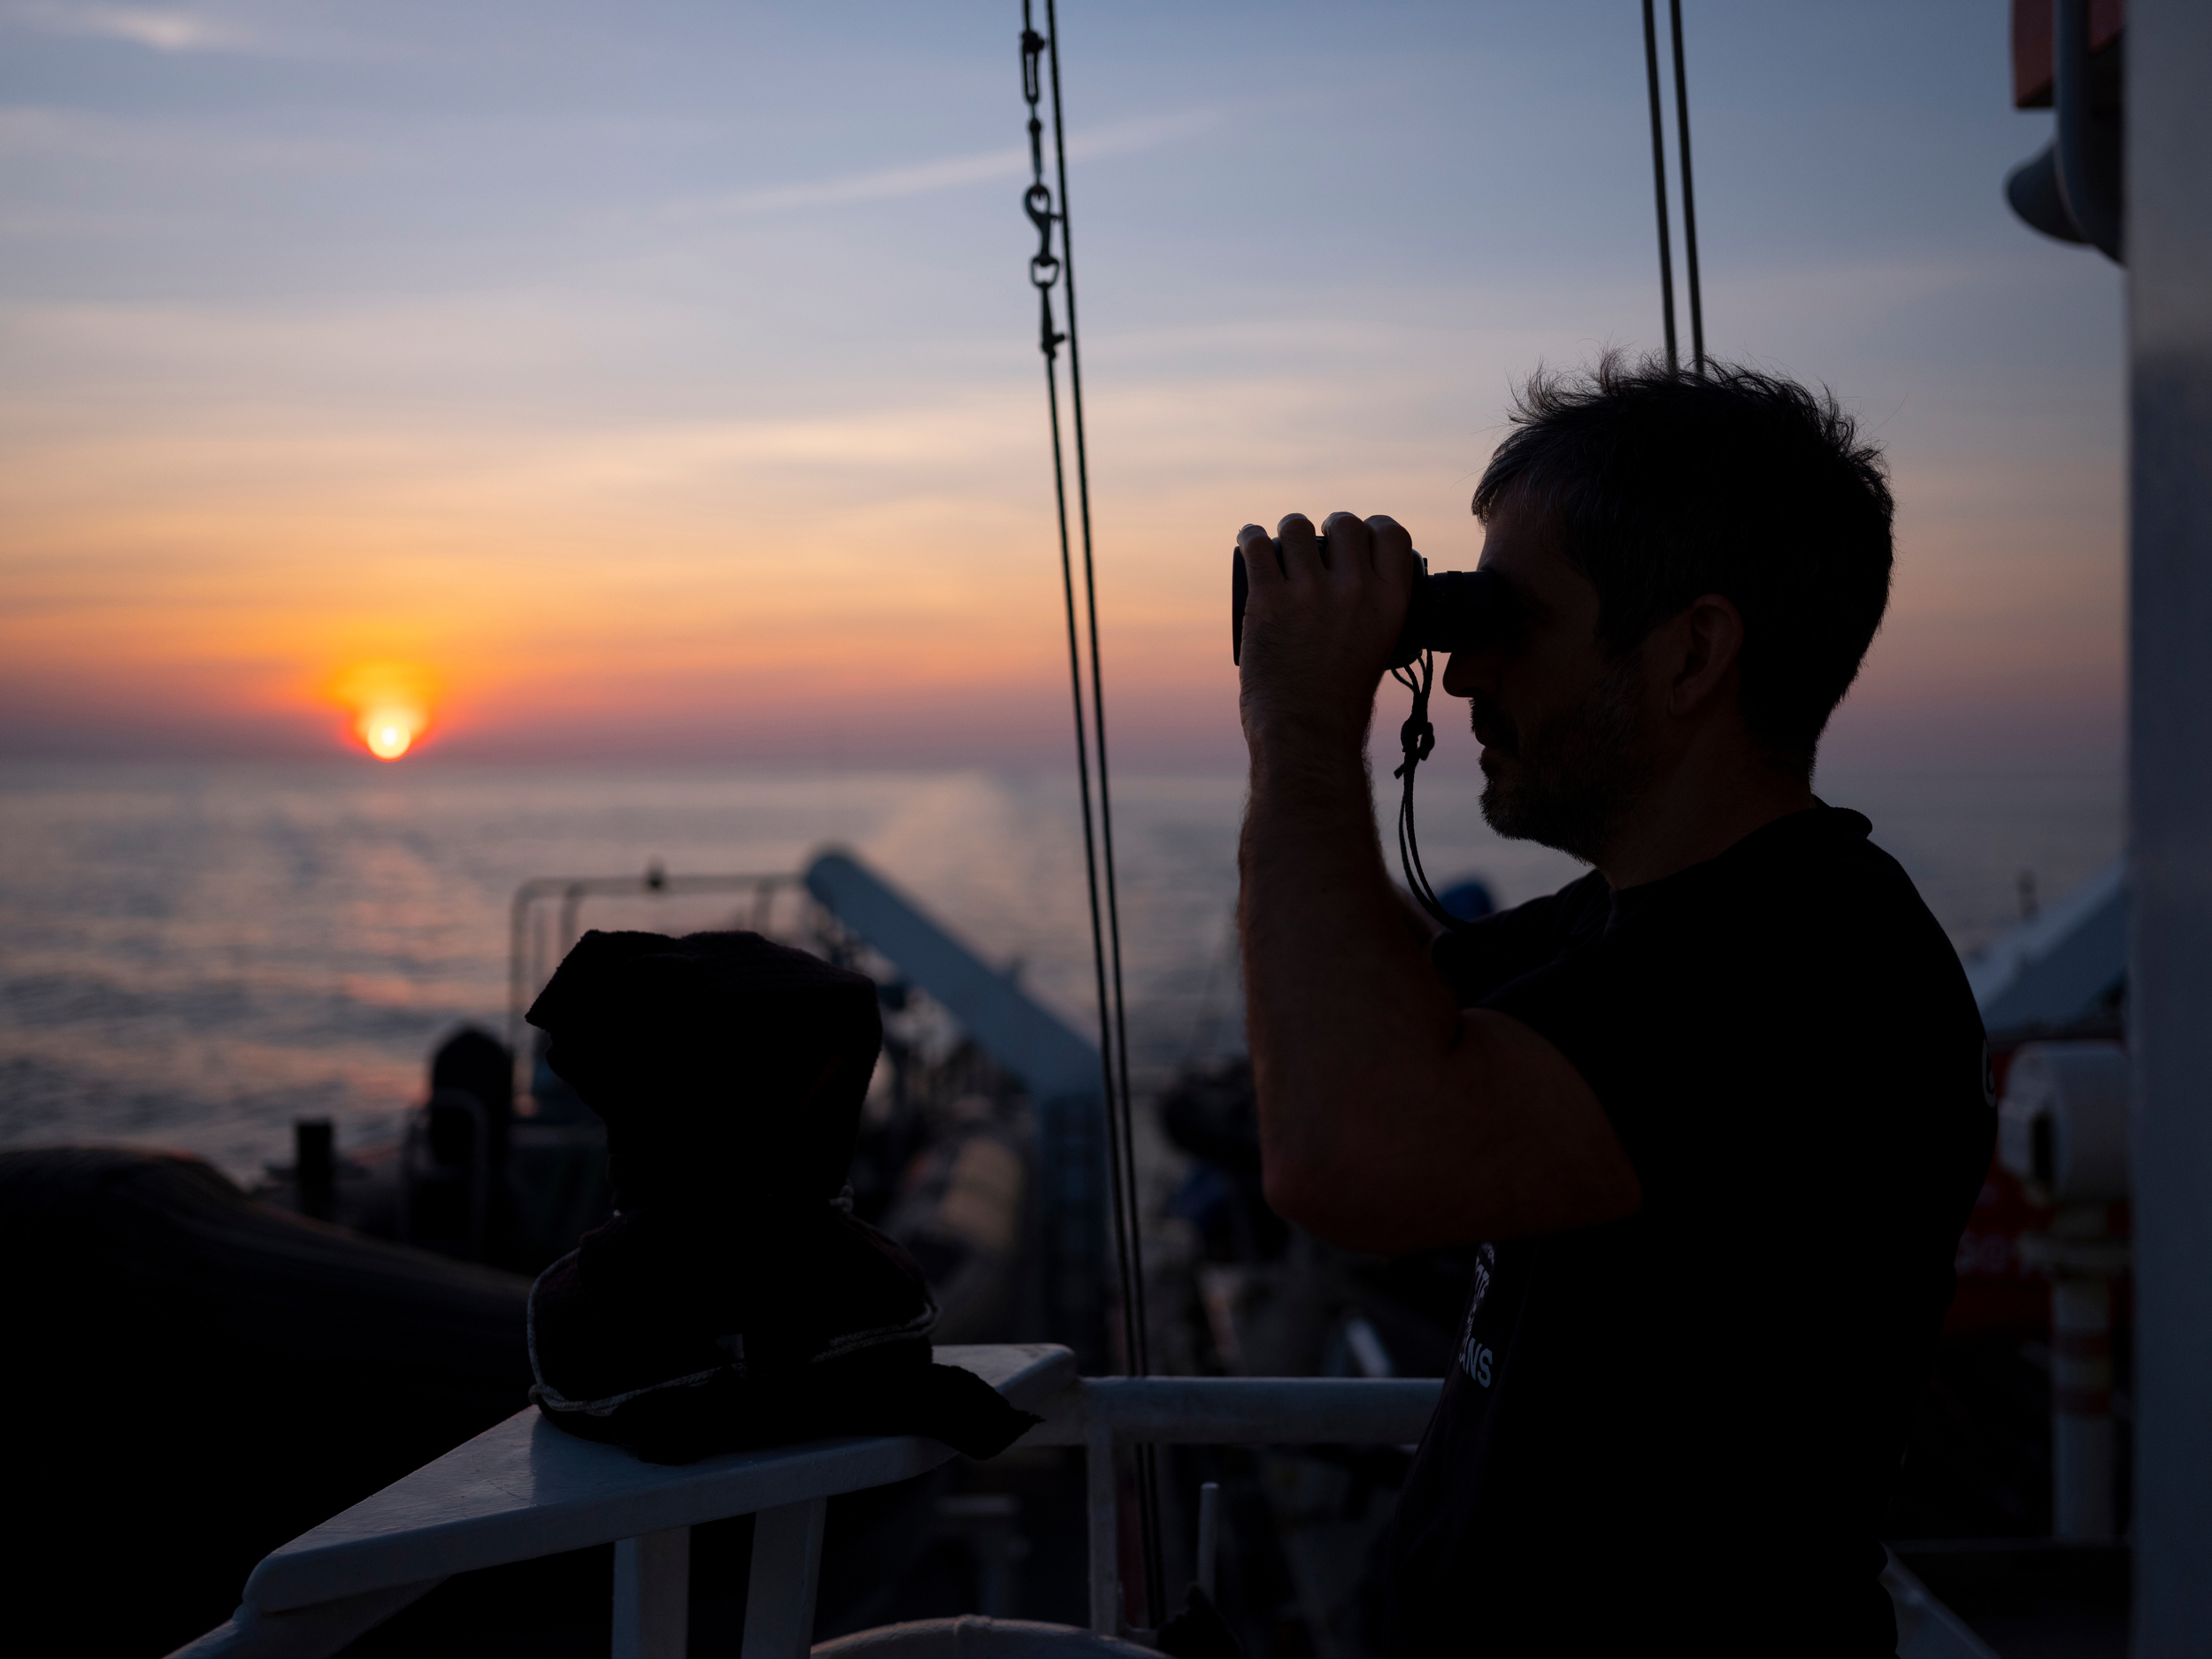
<box><xmin>1239</xmin><ymin>714</ymin><xmax>1463</xmax><ymax>1223</ymax></box>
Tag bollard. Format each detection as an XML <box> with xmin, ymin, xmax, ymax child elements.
<box><xmin>1195</xmin><ymin>1481</ymin><xmax>1219</xmax><ymax>1602</ymax></box>
<box><xmin>295</xmin><ymin>1118</ymin><xmax>336</xmax><ymax>1222</ymax></box>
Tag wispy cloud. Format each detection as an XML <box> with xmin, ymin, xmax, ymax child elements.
<box><xmin>674</xmin><ymin>108</ymin><xmax>1222</xmax><ymax>219</ymax></box>
<box><xmin>11</xmin><ymin>2</ymin><xmax>250</xmax><ymax>52</ymax></box>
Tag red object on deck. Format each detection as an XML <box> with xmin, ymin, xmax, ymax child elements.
<box><xmin>1943</xmin><ymin>1038</ymin><xmax>2132</xmax><ymax>1343</ymax></box>
<box><xmin>1947</xmin><ymin>1159</ymin><xmax>2057</xmax><ymax>1340</ymax></box>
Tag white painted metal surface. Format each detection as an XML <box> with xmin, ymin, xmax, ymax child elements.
<box><xmin>813</xmin><ymin>1617</ymin><xmax>1156</xmax><ymax>1655</ymax></box>
<box><xmin>1962</xmin><ymin>858</ymin><xmax>2125</xmax><ymax>1033</ymax></box>
<box><xmin>171</xmin><ymin>1345</ymin><xmax>1074</xmax><ymax>1659</ymax></box>
<box><xmin>1082</xmin><ymin>1425</ymin><xmax>1118</xmax><ymax>1638</ymax></box>
<box><xmin>1883</xmin><ymin>1555</ymin><xmax>2002</xmax><ymax>1659</ymax></box>
<box><xmin>166</xmin><ymin>1579</ymin><xmax>449</xmax><ymax>1659</ymax></box>
<box><xmin>1023</xmin><ymin>1374</ymin><xmax>1441</xmax><ymax>1447</ymax></box>
<box><xmin>743</xmin><ymin>1498</ymin><xmax>831</xmax><ymax>1659</ymax></box>
<box><xmin>2052</xmin><ymin>1271</ymin><xmax>2120</xmax><ymax>1540</ymax></box>
<box><xmin>173</xmin><ymin>1356</ymin><xmax>1442</xmax><ymax>1657</ymax></box>
<box><xmin>611</xmin><ymin>1527</ymin><xmax>688</xmax><ymax>1659</ymax></box>
<box><xmin>2127</xmin><ymin>0</ymin><xmax>2212</xmax><ymax>1650</ymax></box>
<box><xmin>1043</xmin><ymin>1374</ymin><xmax>1444</xmax><ymax>1635</ymax></box>
<box><xmin>170</xmin><ymin>1351</ymin><xmax>1990</xmax><ymax>1654</ymax></box>
<box><xmin>1194</xmin><ymin>1481</ymin><xmax>1220</xmax><ymax>1602</ymax></box>
<box><xmin>242</xmin><ymin>1344</ymin><xmax>1071</xmax><ymax>1617</ymax></box>
<box><xmin>1997</xmin><ymin>1041</ymin><xmax>2131</xmax><ymax>1203</ymax></box>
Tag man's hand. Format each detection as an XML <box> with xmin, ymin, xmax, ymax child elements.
<box><xmin>1236</xmin><ymin>511</ymin><xmax>1418</xmax><ymax>753</ymax></box>
<box><xmin>1235</xmin><ymin>509</ymin><xmax>1641</xmax><ymax>1254</ymax></box>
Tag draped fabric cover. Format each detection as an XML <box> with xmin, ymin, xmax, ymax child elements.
<box><xmin>525</xmin><ymin>929</ymin><xmax>1037</xmax><ymax>1463</ymax></box>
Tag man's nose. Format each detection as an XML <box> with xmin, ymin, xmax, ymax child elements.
<box><xmin>1441</xmin><ymin>647</ymin><xmax>1499</xmax><ymax>699</ymax></box>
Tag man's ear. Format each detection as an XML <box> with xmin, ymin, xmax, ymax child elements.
<box><xmin>1666</xmin><ymin>594</ymin><xmax>1746</xmax><ymax>718</ymax></box>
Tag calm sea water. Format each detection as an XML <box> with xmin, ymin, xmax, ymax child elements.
<box><xmin>0</xmin><ymin>758</ymin><xmax>2121</xmax><ymax>1185</ymax></box>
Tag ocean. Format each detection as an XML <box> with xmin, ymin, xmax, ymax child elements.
<box><xmin>0</xmin><ymin>758</ymin><xmax>2122</xmax><ymax>1187</ymax></box>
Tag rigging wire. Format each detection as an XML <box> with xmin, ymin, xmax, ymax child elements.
<box><xmin>1640</xmin><ymin>0</ymin><xmax>1679</xmax><ymax>373</ymax></box>
<box><xmin>1640</xmin><ymin>0</ymin><xmax>1707</xmax><ymax>375</ymax></box>
<box><xmin>1018</xmin><ymin>2</ymin><xmax>1166</xmax><ymax>1628</ymax></box>
<box><xmin>1414</xmin><ymin>10</ymin><xmax>1712</xmax><ymax>930</ymax></box>
<box><xmin>1041</xmin><ymin>10</ymin><xmax>1151</xmax><ymax>1413</ymax></box>
<box><xmin>1668</xmin><ymin>0</ymin><xmax>1706</xmax><ymax>373</ymax></box>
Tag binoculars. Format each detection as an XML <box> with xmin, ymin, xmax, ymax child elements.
<box><xmin>1231</xmin><ymin>538</ymin><xmax>1508</xmax><ymax>669</ymax></box>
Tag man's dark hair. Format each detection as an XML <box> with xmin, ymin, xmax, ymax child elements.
<box><xmin>1472</xmin><ymin>351</ymin><xmax>1893</xmax><ymax>771</ymax></box>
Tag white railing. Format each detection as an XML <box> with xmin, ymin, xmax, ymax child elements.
<box><xmin>168</xmin><ymin>1345</ymin><xmax>1440</xmax><ymax>1659</ymax></box>
<box><xmin>167</xmin><ymin>1342</ymin><xmax>1996</xmax><ymax>1659</ymax></box>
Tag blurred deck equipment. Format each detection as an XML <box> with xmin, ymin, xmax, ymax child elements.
<box><xmin>1998</xmin><ymin>1041</ymin><xmax>2132</xmax><ymax>1541</ymax></box>
<box><xmin>806</xmin><ymin>849</ymin><xmax>1109</xmax><ymax>1366</ymax></box>
<box><xmin>2005</xmin><ymin>0</ymin><xmax>2126</xmax><ymax>259</ymax></box>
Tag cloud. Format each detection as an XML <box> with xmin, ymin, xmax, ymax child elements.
<box><xmin>675</xmin><ymin>108</ymin><xmax>1222</xmax><ymax>219</ymax></box>
<box><xmin>11</xmin><ymin>2</ymin><xmax>250</xmax><ymax>52</ymax></box>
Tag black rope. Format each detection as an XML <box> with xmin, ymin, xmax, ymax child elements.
<box><xmin>1668</xmin><ymin>0</ymin><xmax>1706</xmax><ymax>374</ymax></box>
<box><xmin>1390</xmin><ymin>651</ymin><xmax>1477</xmax><ymax>934</ymax></box>
<box><xmin>1640</xmin><ymin>0</ymin><xmax>1678</xmax><ymax>373</ymax></box>
<box><xmin>1019</xmin><ymin>4</ymin><xmax>1165</xmax><ymax>1629</ymax></box>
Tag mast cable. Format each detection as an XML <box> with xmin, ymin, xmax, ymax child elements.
<box><xmin>1668</xmin><ymin>0</ymin><xmax>1706</xmax><ymax>373</ymax></box>
<box><xmin>1641</xmin><ymin>0</ymin><xmax>1707</xmax><ymax>375</ymax></box>
<box><xmin>1640</xmin><ymin>0</ymin><xmax>1679</xmax><ymax>373</ymax></box>
<box><xmin>1019</xmin><ymin>3</ymin><xmax>1166</xmax><ymax>1627</ymax></box>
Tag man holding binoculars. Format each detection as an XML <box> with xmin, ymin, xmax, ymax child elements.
<box><xmin>1233</xmin><ymin>356</ymin><xmax>1995</xmax><ymax>1654</ymax></box>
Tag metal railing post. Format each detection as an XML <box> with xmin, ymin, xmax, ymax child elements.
<box><xmin>1086</xmin><ymin>1421</ymin><xmax>1119</xmax><ymax>1635</ymax></box>
<box><xmin>741</xmin><ymin>1495</ymin><xmax>828</xmax><ymax>1659</ymax></box>
<box><xmin>611</xmin><ymin>1528</ymin><xmax>689</xmax><ymax>1659</ymax></box>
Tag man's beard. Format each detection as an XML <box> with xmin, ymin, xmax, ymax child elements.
<box><xmin>1473</xmin><ymin>657</ymin><xmax>1653</xmax><ymax>865</ymax></box>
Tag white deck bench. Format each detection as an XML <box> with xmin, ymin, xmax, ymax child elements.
<box><xmin>169</xmin><ymin>1345</ymin><xmax>1444</xmax><ymax>1659</ymax></box>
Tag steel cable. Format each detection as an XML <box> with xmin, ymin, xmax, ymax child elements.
<box><xmin>1640</xmin><ymin>0</ymin><xmax>1679</xmax><ymax>373</ymax></box>
<box><xmin>1642</xmin><ymin>0</ymin><xmax>1707</xmax><ymax>375</ymax></box>
<box><xmin>1018</xmin><ymin>2</ymin><xmax>1165</xmax><ymax>1628</ymax></box>
<box><xmin>1668</xmin><ymin>0</ymin><xmax>1707</xmax><ymax>373</ymax></box>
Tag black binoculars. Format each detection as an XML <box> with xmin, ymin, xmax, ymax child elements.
<box><xmin>1231</xmin><ymin>538</ymin><xmax>1508</xmax><ymax>669</ymax></box>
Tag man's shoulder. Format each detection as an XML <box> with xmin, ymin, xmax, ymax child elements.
<box><xmin>1714</xmin><ymin>808</ymin><xmax>1985</xmax><ymax>1048</ymax></box>
<box><xmin>1609</xmin><ymin>805</ymin><xmax>1977</xmax><ymax>1030</ymax></box>
<box><xmin>1722</xmin><ymin>806</ymin><xmax>1942</xmax><ymax>938</ymax></box>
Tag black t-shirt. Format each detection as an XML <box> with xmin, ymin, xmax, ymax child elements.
<box><xmin>1386</xmin><ymin>806</ymin><xmax>1993</xmax><ymax>1656</ymax></box>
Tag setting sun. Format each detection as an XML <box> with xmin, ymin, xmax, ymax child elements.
<box><xmin>328</xmin><ymin>662</ymin><xmax>438</xmax><ymax>761</ymax></box>
<box><xmin>361</xmin><ymin>715</ymin><xmax>416</xmax><ymax>760</ymax></box>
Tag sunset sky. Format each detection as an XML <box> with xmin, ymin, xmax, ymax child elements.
<box><xmin>0</xmin><ymin>1</ymin><xmax>2125</xmax><ymax>769</ymax></box>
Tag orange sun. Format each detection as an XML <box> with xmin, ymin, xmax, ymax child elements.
<box><xmin>328</xmin><ymin>662</ymin><xmax>438</xmax><ymax>761</ymax></box>
<box><xmin>360</xmin><ymin>712</ymin><xmax>417</xmax><ymax>759</ymax></box>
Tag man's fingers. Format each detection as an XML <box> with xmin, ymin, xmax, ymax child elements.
<box><xmin>1366</xmin><ymin>514</ymin><xmax>1416</xmax><ymax>579</ymax></box>
<box><xmin>1237</xmin><ymin>523</ymin><xmax>1279</xmax><ymax>585</ymax></box>
<box><xmin>1244</xmin><ymin>511</ymin><xmax>1411</xmax><ymax>590</ymax></box>
<box><xmin>1321</xmin><ymin>511</ymin><xmax>1372</xmax><ymax>575</ymax></box>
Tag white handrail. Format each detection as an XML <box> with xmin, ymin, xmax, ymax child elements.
<box><xmin>165</xmin><ymin>1348</ymin><xmax>1443</xmax><ymax>1659</ymax></box>
<box><xmin>1028</xmin><ymin>1374</ymin><xmax>1440</xmax><ymax>1446</ymax></box>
